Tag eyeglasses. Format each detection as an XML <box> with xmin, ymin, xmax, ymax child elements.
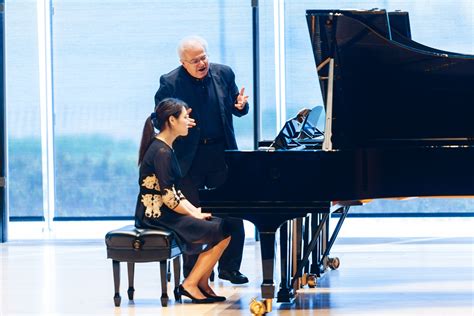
<box><xmin>184</xmin><ymin>54</ymin><xmax>208</xmax><ymax>65</ymax></box>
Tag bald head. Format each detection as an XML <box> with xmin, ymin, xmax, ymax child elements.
<box><xmin>177</xmin><ymin>36</ymin><xmax>208</xmax><ymax>60</ymax></box>
<box><xmin>178</xmin><ymin>36</ymin><xmax>210</xmax><ymax>79</ymax></box>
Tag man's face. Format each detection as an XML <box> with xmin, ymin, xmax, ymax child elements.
<box><xmin>181</xmin><ymin>45</ymin><xmax>209</xmax><ymax>79</ymax></box>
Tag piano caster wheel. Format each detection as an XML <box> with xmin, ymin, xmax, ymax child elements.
<box><xmin>328</xmin><ymin>257</ymin><xmax>340</xmax><ymax>270</ymax></box>
<box><xmin>307</xmin><ymin>275</ymin><xmax>317</xmax><ymax>288</ymax></box>
<box><xmin>250</xmin><ymin>298</ymin><xmax>267</xmax><ymax>316</ymax></box>
<box><xmin>301</xmin><ymin>273</ymin><xmax>308</xmax><ymax>287</ymax></box>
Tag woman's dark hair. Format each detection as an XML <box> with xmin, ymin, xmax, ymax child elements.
<box><xmin>138</xmin><ymin>98</ymin><xmax>188</xmax><ymax>166</ymax></box>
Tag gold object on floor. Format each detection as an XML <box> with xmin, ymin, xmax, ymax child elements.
<box><xmin>265</xmin><ymin>298</ymin><xmax>273</xmax><ymax>312</ymax></box>
<box><xmin>249</xmin><ymin>297</ymin><xmax>266</xmax><ymax>315</ymax></box>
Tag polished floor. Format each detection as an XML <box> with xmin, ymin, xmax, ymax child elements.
<box><xmin>1</xmin><ymin>218</ymin><xmax>473</xmax><ymax>315</ymax></box>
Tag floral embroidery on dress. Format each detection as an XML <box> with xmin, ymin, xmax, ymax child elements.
<box><xmin>141</xmin><ymin>174</ymin><xmax>160</xmax><ymax>191</ymax></box>
<box><xmin>162</xmin><ymin>186</ymin><xmax>181</xmax><ymax>209</ymax></box>
<box><xmin>141</xmin><ymin>194</ymin><xmax>163</xmax><ymax>218</ymax></box>
<box><xmin>177</xmin><ymin>190</ymin><xmax>186</xmax><ymax>200</ymax></box>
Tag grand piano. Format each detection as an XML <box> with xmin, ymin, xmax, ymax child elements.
<box><xmin>200</xmin><ymin>9</ymin><xmax>474</xmax><ymax>313</ymax></box>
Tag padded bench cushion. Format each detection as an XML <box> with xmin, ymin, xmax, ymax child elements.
<box><xmin>105</xmin><ymin>225</ymin><xmax>182</xmax><ymax>262</ymax></box>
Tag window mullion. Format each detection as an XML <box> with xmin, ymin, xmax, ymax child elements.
<box><xmin>273</xmin><ymin>0</ymin><xmax>286</xmax><ymax>131</ymax></box>
<box><xmin>37</xmin><ymin>0</ymin><xmax>55</xmax><ymax>232</ymax></box>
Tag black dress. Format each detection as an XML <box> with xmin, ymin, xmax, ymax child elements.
<box><xmin>134</xmin><ymin>138</ymin><xmax>229</xmax><ymax>255</ymax></box>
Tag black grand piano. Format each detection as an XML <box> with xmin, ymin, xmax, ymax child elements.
<box><xmin>200</xmin><ymin>9</ymin><xmax>474</xmax><ymax>312</ymax></box>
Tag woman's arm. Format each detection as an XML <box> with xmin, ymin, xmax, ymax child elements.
<box><xmin>161</xmin><ymin>187</ymin><xmax>211</xmax><ymax>220</ymax></box>
<box><xmin>152</xmin><ymin>146</ymin><xmax>210</xmax><ymax>219</ymax></box>
<box><xmin>170</xmin><ymin>200</ymin><xmax>195</xmax><ymax>216</ymax></box>
<box><xmin>172</xmin><ymin>199</ymin><xmax>211</xmax><ymax>220</ymax></box>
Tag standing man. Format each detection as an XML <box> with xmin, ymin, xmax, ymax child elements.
<box><xmin>154</xmin><ymin>36</ymin><xmax>250</xmax><ymax>284</ymax></box>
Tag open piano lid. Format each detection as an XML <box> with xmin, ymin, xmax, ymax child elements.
<box><xmin>306</xmin><ymin>9</ymin><xmax>474</xmax><ymax>149</ymax></box>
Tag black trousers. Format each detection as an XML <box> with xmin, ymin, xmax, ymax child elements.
<box><xmin>178</xmin><ymin>142</ymin><xmax>245</xmax><ymax>277</ymax></box>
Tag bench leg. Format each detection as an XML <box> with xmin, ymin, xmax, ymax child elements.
<box><xmin>127</xmin><ymin>262</ymin><xmax>135</xmax><ymax>300</ymax></box>
<box><xmin>167</xmin><ymin>263</ymin><xmax>171</xmax><ymax>282</ymax></box>
<box><xmin>160</xmin><ymin>260</ymin><xmax>169</xmax><ymax>307</ymax></box>
<box><xmin>173</xmin><ymin>255</ymin><xmax>181</xmax><ymax>296</ymax></box>
<box><xmin>112</xmin><ymin>260</ymin><xmax>121</xmax><ymax>307</ymax></box>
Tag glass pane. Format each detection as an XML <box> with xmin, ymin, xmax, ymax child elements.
<box><xmin>6</xmin><ymin>0</ymin><xmax>44</xmax><ymax>218</ymax></box>
<box><xmin>51</xmin><ymin>0</ymin><xmax>253</xmax><ymax>217</ymax></box>
<box><xmin>259</xmin><ymin>0</ymin><xmax>277</xmax><ymax>141</ymax></box>
<box><xmin>284</xmin><ymin>0</ymin><xmax>473</xmax><ymax>214</ymax></box>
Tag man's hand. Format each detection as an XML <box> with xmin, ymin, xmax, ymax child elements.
<box><xmin>235</xmin><ymin>87</ymin><xmax>249</xmax><ymax>110</ymax></box>
<box><xmin>186</xmin><ymin>108</ymin><xmax>196</xmax><ymax>128</ymax></box>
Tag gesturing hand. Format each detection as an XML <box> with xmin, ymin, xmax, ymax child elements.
<box><xmin>235</xmin><ymin>87</ymin><xmax>249</xmax><ymax>110</ymax></box>
<box><xmin>186</xmin><ymin>108</ymin><xmax>196</xmax><ymax>128</ymax></box>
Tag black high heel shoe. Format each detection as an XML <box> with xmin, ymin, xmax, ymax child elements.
<box><xmin>198</xmin><ymin>286</ymin><xmax>226</xmax><ymax>302</ymax></box>
<box><xmin>174</xmin><ymin>284</ymin><xmax>215</xmax><ymax>304</ymax></box>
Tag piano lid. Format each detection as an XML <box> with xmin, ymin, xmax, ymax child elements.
<box><xmin>306</xmin><ymin>9</ymin><xmax>474</xmax><ymax>149</ymax></box>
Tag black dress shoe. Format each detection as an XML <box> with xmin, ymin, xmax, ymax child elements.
<box><xmin>174</xmin><ymin>285</ymin><xmax>215</xmax><ymax>304</ymax></box>
<box><xmin>198</xmin><ymin>286</ymin><xmax>226</xmax><ymax>302</ymax></box>
<box><xmin>218</xmin><ymin>270</ymin><xmax>249</xmax><ymax>284</ymax></box>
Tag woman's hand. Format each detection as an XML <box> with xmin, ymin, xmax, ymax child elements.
<box><xmin>193</xmin><ymin>212</ymin><xmax>212</xmax><ymax>220</ymax></box>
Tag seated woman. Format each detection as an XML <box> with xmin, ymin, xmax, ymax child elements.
<box><xmin>135</xmin><ymin>98</ymin><xmax>231</xmax><ymax>304</ymax></box>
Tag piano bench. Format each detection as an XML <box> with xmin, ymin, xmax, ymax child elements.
<box><xmin>105</xmin><ymin>225</ymin><xmax>183</xmax><ymax>307</ymax></box>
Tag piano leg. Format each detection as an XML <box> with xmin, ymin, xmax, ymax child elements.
<box><xmin>320</xmin><ymin>205</ymin><xmax>351</xmax><ymax>270</ymax></box>
<box><xmin>277</xmin><ymin>221</ymin><xmax>295</xmax><ymax>303</ymax></box>
<box><xmin>292</xmin><ymin>205</ymin><xmax>350</xmax><ymax>289</ymax></box>
<box><xmin>291</xmin><ymin>212</ymin><xmax>330</xmax><ymax>289</ymax></box>
<box><xmin>320</xmin><ymin>212</ymin><xmax>330</xmax><ymax>273</ymax></box>
<box><xmin>292</xmin><ymin>218</ymin><xmax>303</xmax><ymax>292</ymax></box>
<box><xmin>302</xmin><ymin>215</ymin><xmax>311</xmax><ymax>286</ymax></box>
<box><xmin>310</xmin><ymin>213</ymin><xmax>322</xmax><ymax>277</ymax></box>
<box><xmin>259</xmin><ymin>231</ymin><xmax>277</xmax><ymax>300</ymax></box>
<box><xmin>239</xmin><ymin>210</ymin><xmax>317</xmax><ymax>309</ymax></box>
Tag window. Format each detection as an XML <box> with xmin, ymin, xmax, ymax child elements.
<box><xmin>6</xmin><ymin>0</ymin><xmax>43</xmax><ymax>218</ymax></box>
<box><xmin>5</xmin><ymin>0</ymin><xmax>473</xmax><ymax>226</ymax></box>
<box><xmin>51</xmin><ymin>0</ymin><xmax>253</xmax><ymax>217</ymax></box>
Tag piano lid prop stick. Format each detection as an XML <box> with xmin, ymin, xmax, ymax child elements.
<box><xmin>322</xmin><ymin>58</ymin><xmax>334</xmax><ymax>151</ymax></box>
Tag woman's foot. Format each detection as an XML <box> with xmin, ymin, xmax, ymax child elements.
<box><xmin>198</xmin><ymin>284</ymin><xmax>226</xmax><ymax>302</ymax></box>
<box><xmin>175</xmin><ymin>284</ymin><xmax>214</xmax><ymax>304</ymax></box>
<box><xmin>181</xmin><ymin>282</ymin><xmax>207</xmax><ymax>299</ymax></box>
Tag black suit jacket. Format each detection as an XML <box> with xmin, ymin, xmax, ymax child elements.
<box><xmin>154</xmin><ymin>63</ymin><xmax>249</xmax><ymax>175</ymax></box>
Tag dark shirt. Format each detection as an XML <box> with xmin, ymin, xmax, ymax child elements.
<box><xmin>189</xmin><ymin>73</ymin><xmax>224</xmax><ymax>140</ymax></box>
<box><xmin>154</xmin><ymin>63</ymin><xmax>249</xmax><ymax>175</ymax></box>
